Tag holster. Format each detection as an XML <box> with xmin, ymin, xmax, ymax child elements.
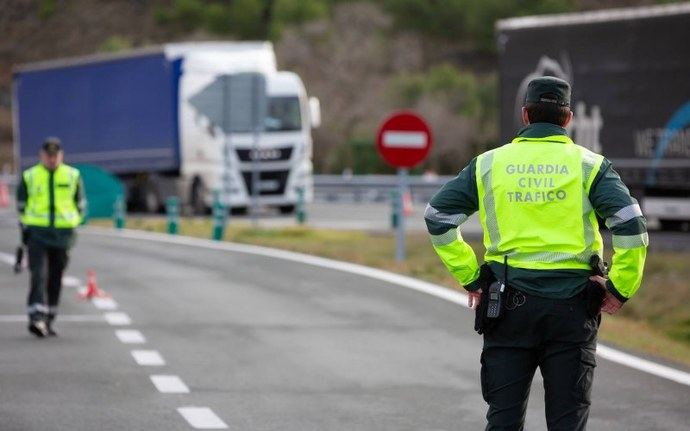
<box><xmin>19</xmin><ymin>224</ymin><xmax>29</xmax><ymax>246</ymax></box>
<box><xmin>474</xmin><ymin>264</ymin><xmax>498</xmax><ymax>335</ymax></box>
<box><xmin>584</xmin><ymin>282</ymin><xmax>603</xmax><ymax>318</ymax></box>
<box><xmin>586</xmin><ymin>255</ymin><xmax>607</xmax><ymax>318</ymax></box>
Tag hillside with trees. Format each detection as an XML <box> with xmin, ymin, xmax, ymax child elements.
<box><xmin>0</xmin><ymin>0</ymin><xmax>679</xmax><ymax>174</ymax></box>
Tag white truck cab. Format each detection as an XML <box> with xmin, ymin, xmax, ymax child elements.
<box><xmin>168</xmin><ymin>42</ymin><xmax>319</xmax><ymax>214</ymax></box>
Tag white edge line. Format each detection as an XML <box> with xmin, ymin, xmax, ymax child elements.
<box><xmin>177</xmin><ymin>407</ymin><xmax>228</xmax><ymax>429</ymax></box>
<box><xmin>84</xmin><ymin>226</ymin><xmax>690</xmax><ymax>387</ymax></box>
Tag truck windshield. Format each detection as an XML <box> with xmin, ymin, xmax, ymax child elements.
<box><xmin>265</xmin><ymin>96</ymin><xmax>302</xmax><ymax>132</ymax></box>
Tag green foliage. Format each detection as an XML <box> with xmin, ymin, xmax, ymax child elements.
<box><xmin>156</xmin><ymin>0</ymin><xmax>208</xmax><ymax>32</ymax></box>
<box><xmin>382</xmin><ymin>0</ymin><xmax>574</xmax><ymax>51</ymax></box>
<box><xmin>329</xmin><ymin>137</ymin><xmax>395</xmax><ymax>175</ymax></box>
<box><xmin>156</xmin><ymin>0</ymin><xmax>328</xmax><ymax>40</ymax></box>
<box><xmin>203</xmin><ymin>2</ymin><xmax>235</xmax><ymax>35</ymax></box>
<box><xmin>271</xmin><ymin>0</ymin><xmax>329</xmax><ymax>38</ymax></box>
<box><xmin>98</xmin><ymin>35</ymin><xmax>133</xmax><ymax>53</ymax></box>
<box><xmin>38</xmin><ymin>0</ymin><xmax>57</xmax><ymax>20</ymax></box>
<box><xmin>228</xmin><ymin>0</ymin><xmax>266</xmax><ymax>38</ymax></box>
<box><xmin>390</xmin><ymin>64</ymin><xmax>492</xmax><ymax>118</ymax></box>
<box><xmin>154</xmin><ymin>0</ymin><xmax>577</xmax><ymax>48</ymax></box>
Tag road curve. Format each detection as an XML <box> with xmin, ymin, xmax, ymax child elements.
<box><xmin>0</xmin><ymin>226</ymin><xmax>688</xmax><ymax>430</ymax></box>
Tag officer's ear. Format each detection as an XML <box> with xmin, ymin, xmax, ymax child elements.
<box><xmin>562</xmin><ymin>110</ymin><xmax>574</xmax><ymax>128</ymax></box>
<box><xmin>521</xmin><ymin>107</ymin><xmax>530</xmax><ymax>125</ymax></box>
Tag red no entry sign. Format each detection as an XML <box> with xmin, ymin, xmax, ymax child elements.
<box><xmin>376</xmin><ymin>111</ymin><xmax>433</xmax><ymax>168</ymax></box>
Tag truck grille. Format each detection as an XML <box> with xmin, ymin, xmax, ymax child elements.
<box><xmin>236</xmin><ymin>146</ymin><xmax>293</xmax><ymax>162</ymax></box>
<box><xmin>241</xmin><ymin>170</ymin><xmax>290</xmax><ymax>196</ymax></box>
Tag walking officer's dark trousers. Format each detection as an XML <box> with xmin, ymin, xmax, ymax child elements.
<box><xmin>481</xmin><ymin>289</ymin><xmax>599</xmax><ymax>431</ymax></box>
<box><xmin>27</xmin><ymin>236</ymin><xmax>69</xmax><ymax>323</ymax></box>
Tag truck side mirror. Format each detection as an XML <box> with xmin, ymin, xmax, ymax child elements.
<box><xmin>309</xmin><ymin>97</ymin><xmax>321</xmax><ymax>129</ymax></box>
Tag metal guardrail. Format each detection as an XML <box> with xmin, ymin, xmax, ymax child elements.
<box><xmin>0</xmin><ymin>174</ymin><xmax>16</xmax><ymax>186</ymax></box>
<box><xmin>0</xmin><ymin>173</ymin><xmax>451</xmax><ymax>204</ymax></box>
<box><xmin>313</xmin><ymin>174</ymin><xmax>452</xmax><ymax>203</ymax></box>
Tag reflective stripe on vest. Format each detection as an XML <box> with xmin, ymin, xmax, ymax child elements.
<box><xmin>21</xmin><ymin>164</ymin><xmax>81</xmax><ymax>228</ymax></box>
<box><xmin>475</xmin><ymin>134</ymin><xmax>604</xmax><ymax>270</ymax></box>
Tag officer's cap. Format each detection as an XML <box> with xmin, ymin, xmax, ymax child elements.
<box><xmin>41</xmin><ymin>137</ymin><xmax>62</xmax><ymax>155</ymax></box>
<box><xmin>525</xmin><ymin>76</ymin><xmax>571</xmax><ymax>107</ymax></box>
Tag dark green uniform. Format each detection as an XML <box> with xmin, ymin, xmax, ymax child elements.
<box><xmin>16</xmin><ymin>165</ymin><xmax>84</xmax><ymax>325</ymax></box>
<box><xmin>425</xmin><ymin>77</ymin><xmax>648</xmax><ymax>430</ymax></box>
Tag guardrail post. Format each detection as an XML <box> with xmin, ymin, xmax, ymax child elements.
<box><xmin>166</xmin><ymin>196</ymin><xmax>179</xmax><ymax>235</ymax></box>
<box><xmin>390</xmin><ymin>189</ymin><xmax>400</xmax><ymax>229</ymax></box>
<box><xmin>211</xmin><ymin>190</ymin><xmax>226</xmax><ymax>241</ymax></box>
<box><xmin>296</xmin><ymin>186</ymin><xmax>307</xmax><ymax>225</ymax></box>
<box><xmin>113</xmin><ymin>195</ymin><xmax>125</xmax><ymax>230</ymax></box>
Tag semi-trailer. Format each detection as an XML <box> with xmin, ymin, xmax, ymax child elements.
<box><xmin>13</xmin><ymin>41</ymin><xmax>320</xmax><ymax>214</ymax></box>
<box><xmin>497</xmin><ymin>3</ymin><xmax>690</xmax><ymax>229</ymax></box>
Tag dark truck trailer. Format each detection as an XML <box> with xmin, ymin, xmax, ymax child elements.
<box><xmin>496</xmin><ymin>3</ymin><xmax>690</xmax><ymax>229</ymax></box>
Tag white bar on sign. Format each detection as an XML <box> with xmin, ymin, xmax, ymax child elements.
<box><xmin>177</xmin><ymin>407</ymin><xmax>228</xmax><ymax>429</ymax></box>
<box><xmin>92</xmin><ymin>297</ymin><xmax>118</xmax><ymax>310</ymax></box>
<box><xmin>150</xmin><ymin>375</ymin><xmax>190</xmax><ymax>393</ymax></box>
<box><xmin>131</xmin><ymin>350</ymin><xmax>166</xmax><ymax>366</ymax></box>
<box><xmin>115</xmin><ymin>329</ymin><xmax>146</xmax><ymax>344</ymax></box>
<box><xmin>104</xmin><ymin>312</ymin><xmax>131</xmax><ymax>326</ymax></box>
<box><xmin>382</xmin><ymin>131</ymin><xmax>427</xmax><ymax>149</ymax></box>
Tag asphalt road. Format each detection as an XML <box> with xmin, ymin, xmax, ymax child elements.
<box><xmin>1</xmin><ymin>225</ymin><xmax>689</xmax><ymax>430</ymax></box>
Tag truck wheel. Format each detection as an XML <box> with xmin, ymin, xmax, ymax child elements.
<box><xmin>231</xmin><ymin>206</ymin><xmax>248</xmax><ymax>216</ymax></box>
<box><xmin>190</xmin><ymin>179</ymin><xmax>209</xmax><ymax>215</ymax></box>
<box><xmin>144</xmin><ymin>187</ymin><xmax>161</xmax><ymax>213</ymax></box>
<box><xmin>659</xmin><ymin>220</ymin><xmax>690</xmax><ymax>232</ymax></box>
<box><xmin>279</xmin><ymin>205</ymin><xmax>295</xmax><ymax>215</ymax></box>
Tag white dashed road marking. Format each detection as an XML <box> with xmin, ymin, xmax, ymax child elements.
<box><xmin>0</xmin><ymin>252</ymin><xmax>14</xmax><ymax>265</ymax></box>
<box><xmin>61</xmin><ymin>275</ymin><xmax>82</xmax><ymax>288</ymax></box>
<box><xmin>177</xmin><ymin>407</ymin><xmax>228</xmax><ymax>429</ymax></box>
<box><xmin>131</xmin><ymin>350</ymin><xmax>166</xmax><ymax>366</ymax></box>
<box><xmin>150</xmin><ymin>375</ymin><xmax>190</xmax><ymax>394</ymax></box>
<box><xmin>104</xmin><ymin>312</ymin><xmax>132</xmax><ymax>326</ymax></box>
<box><xmin>115</xmin><ymin>329</ymin><xmax>146</xmax><ymax>344</ymax></box>
<box><xmin>92</xmin><ymin>297</ymin><xmax>118</xmax><ymax>310</ymax></box>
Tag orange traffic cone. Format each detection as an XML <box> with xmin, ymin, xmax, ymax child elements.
<box><xmin>402</xmin><ymin>190</ymin><xmax>414</xmax><ymax>216</ymax></box>
<box><xmin>0</xmin><ymin>181</ymin><xmax>9</xmax><ymax>208</ymax></box>
<box><xmin>78</xmin><ymin>270</ymin><xmax>110</xmax><ymax>299</ymax></box>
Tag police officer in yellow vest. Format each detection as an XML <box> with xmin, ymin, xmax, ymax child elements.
<box><xmin>16</xmin><ymin>137</ymin><xmax>85</xmax><ymax>337</ymax></box>
<box><xmin>425</xmin><ymin>77</ymin><xmax>647</xmax><ymax>430</ymax></box>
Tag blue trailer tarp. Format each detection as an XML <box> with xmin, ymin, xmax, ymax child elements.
<box><xmin>15</xmin><ymin>52</ymin><xmax>182</xmax><ymax>174</ymax></box>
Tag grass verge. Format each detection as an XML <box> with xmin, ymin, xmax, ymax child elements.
<box><xmin>90</xmin><ymin>217</ymin><xmax>690</xmax><ymax>368</ymax></box>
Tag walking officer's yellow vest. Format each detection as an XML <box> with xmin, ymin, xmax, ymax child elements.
<box><xmin>476</xmin><ymin>134</ymin><xmax>604</xmax><ymax>270</ymax></box>
<box><xmin>21</xmin><ymin>164</ymin><xmax>82</xmax><ymax>228</ymax></box>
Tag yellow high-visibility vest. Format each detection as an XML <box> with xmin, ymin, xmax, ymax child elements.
<box><xmin>476</xmin><ymin>134</ymin><xmax>604</xmax><ymax>270</ymax></box>
<box><xmin>21</xmin><ymin>164</ymin><xmax>81</xmax><ymax>228</ymax></box>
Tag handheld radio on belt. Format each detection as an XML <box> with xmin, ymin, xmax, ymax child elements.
<box><xmin>486</xmin><ymin>256</ymin><xmax>509</xmax><ymax>320</ymax></box>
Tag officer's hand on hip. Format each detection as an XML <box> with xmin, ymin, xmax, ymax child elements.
<box><xmin>468</xmin><ymin>289</ymin><xmax>482</xmax><ymax>309</ymax></box>
<box><xmin>589</xmin><ymin>275</ymin><xmax>623</xmax><ymax>315</ymax></box>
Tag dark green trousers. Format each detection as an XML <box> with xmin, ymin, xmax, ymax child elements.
<box><xmin>27</xmin><ymin>236</ymin><xmax>69</xmax><ymax>322</ymax></box>
<box><xmin>481</xmin><ymin>289</ymin><xmax>599</xmax><ymax>431</ymax></box>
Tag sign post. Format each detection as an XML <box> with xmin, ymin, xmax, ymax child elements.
<box><xmin>376</xmin><ymin>111</ymin><xmax>433</xmax><ymax>262</ymax></box>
